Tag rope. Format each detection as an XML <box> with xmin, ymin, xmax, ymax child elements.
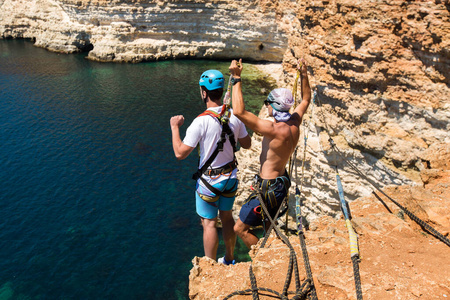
<box><xmin>223</xmin><ymin>74</ymin><xmax>232</xmax><ymax>106</ymax></box>
<box><xmin>260</xmin><ymin>197</ymin><xmax>288</xmax><ymax>248</ymax></box>
<box><xmin>286</xmin><ymin>61</ymin><xmax>304</xmax><ymax>233</ymax></box>
<box><xmin>291</xmin><ymin>64</ymin><xmax>318</xmax><ymax>299</ymax></box>
<box><xmin>258</xmin><ymin>188</ymin><xmax>301</xmax><ymax>298</ymax></box>
<box><xmin>335</xmin><ymin>166</ymin><xmax>363</xmax><ymax>299</ymax></box>
<box><xmin>223</xmin><ymin>184</ymin><xmax>315</xmax><ymax>300</ymax></box>
<box><xmin>335</xmin><ymin>168</ymin><xmax>360</xmax><ymax>258</ymax></box>
<box><xmin>223</xmin><ymin>286</ymin><xmax>312</xmax><ymax>300</ymax></box>
<box><xmin>296</xmin><ymin>188</ymin><xmax>318</xmax><ymax>300</ymax></box>
<box><xmin>292</xmin><ymin>113</ymin><xmax>318</xmax><ymax>300</ymax></box>
<box><xmin>329</xmin><ymin>139</ymin><xmax>450</xmax><ymax>248</ymax></box>
<box><xmin>311</xmin><ymin>88</ymin><xmax>450</xmax><ymax>248</ymax></box>
<box><xmin>249</xmin><ymin>265</ymin><xmax>259</xmax><ymax>300</ymax></box>
<box><xmin>222</xmin><ymin>74</ymin><xmax>232</xmax><ymax>120</ymax></box>
<box><xmin>292</xmin><ymin>66</ymin><xmax>301</xmax><ymax>105</ymax></box>
<box><xmin>351</xmin><ymin>256</ymin><xmax>364</xmax><ymax>300</ymax></box>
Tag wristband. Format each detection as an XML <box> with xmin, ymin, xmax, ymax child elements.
<box><xmin>231</xmin><ymin>77</ymin><xmax>241</xmax><ymax>85</ymax></box>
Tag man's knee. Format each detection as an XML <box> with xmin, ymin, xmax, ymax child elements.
<box><xmin>234</xmin><ymin>225</ymin><xmax>243</xmax><ymax>238</ymax></box>
<box><xmin>234</xmin><ymin>220</ymin><xmax>247</xmax><ymax>236</ymax></box>
<box><xmin>201</xmin><ymin>217</ymin><xmax>217</xmax><ymax>229</ymax></box>
<box><xmin>219</xmin><ymin>210</ymin><xmax>233</xmax><ymax>223</ymax></box>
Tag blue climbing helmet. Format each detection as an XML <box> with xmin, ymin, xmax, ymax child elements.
<box><xmin>199</xmin><ymin>70</ymin><xmax>225</xmax><ymax>91</ymax></box>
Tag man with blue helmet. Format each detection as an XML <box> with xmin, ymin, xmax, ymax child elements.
<box><xmin>170</xmin><ymin>69</ymin><xmax>251</xmax><ymax>264</ymax></box>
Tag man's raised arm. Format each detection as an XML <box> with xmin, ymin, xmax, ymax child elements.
<box><xmin>229</xmin><ymin>59</ymin><xmax>276</xmax><ymax>137</ymax></box>
<box><xmin>293</xmin><ymin>59</ymin><xmax>311</xmax><ymax>121</ymax></box>
<box><xmin>229</xmin><ymin>59</ymin><xmax>245</xmax><ymax>117</ymax></box>
<box><xmin>170</xmin><ymin>115</ymin><xmax>195</xmax><ymax>160</ymax></box>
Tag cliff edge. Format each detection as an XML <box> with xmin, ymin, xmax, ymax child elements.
<box><xmin>189</xmin><ymin>165</ymin><xmax>449</xmax><ymax>299</ymax></box>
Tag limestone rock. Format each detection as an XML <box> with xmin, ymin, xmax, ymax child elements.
<box><xmin>0</xmin><ymin>0</ymin><xmax>295</xmax><ymax>62</ymax></box>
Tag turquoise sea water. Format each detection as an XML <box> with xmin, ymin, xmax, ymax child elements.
<box><xmin>0</xmin><ymin>40</ymin><xmax>275</xmax><ymax>299</ymax></box>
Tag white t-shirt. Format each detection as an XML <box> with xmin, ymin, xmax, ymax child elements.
<box><xmin>183</xmin><ymin>106</ymin><xmax>248</xmax><ymax>186</ymax></box>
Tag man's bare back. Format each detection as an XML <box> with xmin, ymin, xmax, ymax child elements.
<box><xmin>229</xmin><ymin>58</ymin><xmax>310</xmax><ymax>179</ymax></box>
<box><xmin>260</xmin><ymin>120</ymin><xmax>300</xmax><ymax>179</ymax></box>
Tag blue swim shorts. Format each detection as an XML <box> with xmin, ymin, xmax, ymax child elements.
<box><xmin>196</xmin><ymin>178</ymin><xmax>238</xmax><ymax>220</ymax></box>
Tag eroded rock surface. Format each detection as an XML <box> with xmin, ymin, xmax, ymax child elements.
<box><xmin>0</xmin><ymin>0</ymin><xmax>294</xmax><ymax>62</ymax></box>
<box><xmin>238</xmin><ymin>0</ymin><xmax>450</xmax><ymax>223</ymax></box>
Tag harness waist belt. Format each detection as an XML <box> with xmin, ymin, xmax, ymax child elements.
<box><xmin>254</xmin><ymin>173</ymin><xmax>290</xmax><ymax>188</ymax></box>
<box><xmin>204</xmin><ymin>160</ymin><xmax>237</xmax><ymax>177</ymax></box>
<box><xmin>255</xmin><ymin>176</ymin><xmax>277</xmax><ymax>187</ymax></box>
<box><xmin>252</xmin><ymin>172</ymin><xmax>291</xmax><ymax>210</ymax></box>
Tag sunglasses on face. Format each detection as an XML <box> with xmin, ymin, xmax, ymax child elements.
<box><xmin>264</xmin><ymin>99</ymin><xmax>275</xmax><ymax>106</ymax></box>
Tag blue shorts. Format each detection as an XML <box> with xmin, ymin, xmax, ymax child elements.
<box><xmin>239</xmin><ymin>177</ymin><xmax>289</xmax><ymax>227</ymax></box>
<box><xmin>196</xmin><ymin>178</ymin><xmax>238</xmax><ymax>219</ymax></box>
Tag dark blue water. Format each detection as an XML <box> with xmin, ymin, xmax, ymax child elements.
<box><xmin>0</xmin><ymin>40</ymin><xmax>273</xmax><ymax>299</ymax></box>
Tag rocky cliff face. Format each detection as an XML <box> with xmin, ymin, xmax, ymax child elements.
<box><xmin>0</xmin><ymin>0</ymin><xmax>294</xmax><ymax>62</ymax></box>
<box><xmin>197</xmin><ymin>0</ymin><xmax>449</xmax><ymax>298</ymax></box>
<box><xmin>245</xmin><ymin>0</ymin><xmax>450</xmax><ymax>223</ymax></box>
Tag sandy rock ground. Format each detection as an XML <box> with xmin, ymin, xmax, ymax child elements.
<box><xmin>189</xmin><ymin>171</ymin><xmax>450</xmax><ymax>299</ymax></box>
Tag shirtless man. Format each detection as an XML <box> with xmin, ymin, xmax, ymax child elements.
<box><xmin>229</xmin><ymin>58</ymin><xmax>311</xmax><ymax>248</ymax></box>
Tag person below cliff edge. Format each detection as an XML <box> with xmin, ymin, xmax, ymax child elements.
<box><xmin>229</xmin><ymin>58</ymin><xmax>311</xmax><ymax>249</ymax></box>
<box><xmin>170</xmin><ymin>69</ymin><xmax>252</xmax><ymax>264</ymax></box>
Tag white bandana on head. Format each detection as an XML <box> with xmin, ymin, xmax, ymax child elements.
<box><xmin>267</xmin><ymin>88</ymin><xmax>294</xmax><ymax>122</ymax></box>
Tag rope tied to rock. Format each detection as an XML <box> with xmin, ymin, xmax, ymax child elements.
<box><xmin>328</xmin><ymin>138</ymin><xmax>450</xmax><ymax>248</ymax></box>
<box><xmin>310</xmin><ymin>85</ymin><xmax>450</xmax><ymax>249</ymax></box>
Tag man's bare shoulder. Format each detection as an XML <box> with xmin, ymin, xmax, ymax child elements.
<box><xmin>287</xmin><ymin>113</ymin><xmax>302</xmax><ymax>127</ymax></box>
<box><xmin>272</xmin><ymin>121</ymin><xmax>295</xmax><ymax>138</ymax></box>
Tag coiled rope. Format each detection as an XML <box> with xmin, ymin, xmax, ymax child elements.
<box><xmin>223</xmin><ymin>183</ymin><xmax>315</xmax><ymax>300</ymax></box>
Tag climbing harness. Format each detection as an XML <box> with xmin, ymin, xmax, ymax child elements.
<box><xmin>192</xmin><ymin>105</ymin><xmax>238</xmax><ymax>201</ymax></box>
<box><xmin>254</xmin><ymin>173</ymin><xmax>291</xmax><ymax>212</ymax></box>
<box><xmin>246</xmin><ymin>173</ymin><xmax>291</xmax><ymax>245</ymax></box>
